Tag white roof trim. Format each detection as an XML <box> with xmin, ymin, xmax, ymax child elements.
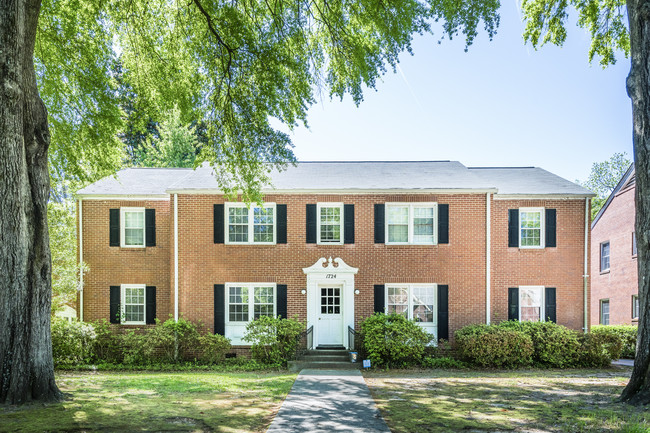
<box><xmin>75</xmin><ymin>194</ymin><xmax>170</xmax><ymax>201</ymax></box>
<box><xmin>493</xmin><ymin>194</ymin><xmax>595</xmax><ymax>200</ymax></box>
<box><xmin>165</xmin><ymin>188</ymin><xmax>499</xmax><ymax>195</ymax></box>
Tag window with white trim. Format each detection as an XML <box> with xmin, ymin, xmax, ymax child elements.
<box><xmin>519</xmin><ymin>208</ymin><xmax>544</xmax><ymax>248</ymax></box>
<box><xmin>600</xmin><ymin>241</ymin><xmax>610</xmax><ymax>272</ymax></box>
<box><xmin>519</xmin><ymin>286</ymin><xmax>544</xmax><ymax>322</ymax></box>
<box><xmin>600</xmin><ymin>299</ymin><xmax>610</xmax><ymax>325</ymax></box>
<box><xmin>385</xmin><ymin>284</ymin><xmax>437</xmax><ymax>324</ymax></box>
<box><xmin>633</xmin><ymin>295</ymin><xmax>639</xmax><ymax>320</ymax></box>
<box><xmin>386</xmin><ymin>203</ymin><xmax>437</xmax><ymax>245</ymax></box>
<box><xmin>318</xmin><ymin>203</ymin><xmax>343</xmax><ymax>244</ymax></box>
<box><xmin>226</xmin><ymin>283</ymin><xmax>276</xmax><ymax>323</ymax></box>
<box><xmin>225</xmin><ymin>203</ymin><xmax>276</xmax><ymax>244</ymax></box>
<box><xmin>121</xmin><ymin>207</ymin><xmax>145</xmax><ymax>247</ymax></box>
<box><xmin>633</xmin><ymin>232</ymin><xmax>637</xmax><ymax>257</ymax></box>
<box><xmin>121</xmin><ymin>284</ymin><xmax>146</xmax><ymax>324</ymax></box>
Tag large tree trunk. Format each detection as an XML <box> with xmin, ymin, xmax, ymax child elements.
<box><xmin>0</xmin><ymin>0</ymin><xmax>60</xmax><ymax>404</ymax></box>
<box><xmin>621</xmin><ymin>0</ymin><xmax>650</xmax><ymax>406</ymax></box>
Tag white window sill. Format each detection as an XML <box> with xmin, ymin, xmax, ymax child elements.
<box><xmin>600</xmin><ymin>270</ymin><xmax>610</xmax><ymax>275</ymax></box>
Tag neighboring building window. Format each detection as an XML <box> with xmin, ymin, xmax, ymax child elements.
<box><xmin>633</xmin><ymin>232</ymin><xmax>638</xmax><ymax>256</ymax></box>
<box><xmin>600</xmin><ymin>299</ymin><xmax>610</xmax><ymax>325</ymax></box>
<box><xmin>519</xmin><ymin>286</ymin><xmax>544</xmax><ymax>322</ymax></box>
<box><xmin>600</xmin><ymin>241</ymin><xmax>610</xmax><ymax>272</ymax></box>
<box><xmin>121</xmin><ymin>284</ymin><xmax>146</xmax><ymax>325</ymax></box>
<box><xmin>225</xmin><ymin>203</ymin><xmax>276</xmax><ymax>244</ymax></box>
<box><xmin>385</xmin><ymin>203</ymin><xmax>437</xmax><ymax>245</ymax></box>
<box><xmin>121</xmin><ymin>207</ymin><xmax>145</xmax><ymax>247</ymax></box>
<box><xmin>385</xmin><ymin>284</ymin><xmax>437</xmax><ymax>323</ymax></box>
<box><xmin>519</xmin><ymin>208</ymin><xmax>544</xmax><ymax>248</ymax></box>
<box><xmin>318</xmin><ymin>203</ymin><xmax>343</xmax><ymax>244</ymax></box>
<box><xmin>633</xmin><ymin>295</ymin><xmax>639</xmax><ymax>320</ymax></box>
<box><xmin>227</xmin><ymin>283</ymin><xmax>276</xmax><ymax>322</ymax></box>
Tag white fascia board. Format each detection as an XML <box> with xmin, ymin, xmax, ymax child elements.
<box><xmin>74</xmin><ymin>194</ymin><xmax>170</xmax><ymax>201</ymax></box>
<box><xmin>165</xmin><ymin>188</ymin><xmax>499</xmax><ymax>195</ymax></box>
<box><xmin>493</xmin><ymin>194</ymin><xmax>595</xmax><ymax>200</ymax></box>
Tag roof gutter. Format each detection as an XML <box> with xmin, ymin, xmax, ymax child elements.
<box><xmin>165</xmin><ymin>188</ymin><xmax>500</xmax><ymax>195</ymax></box>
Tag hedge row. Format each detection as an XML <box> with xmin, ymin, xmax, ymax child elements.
<box><xmin>591</xmin><ymin>325</ymin><xmax>637</xmax><ymax>359</ymax></box>
<box><xmin>455</xmin><ymin>321</ymin><xmax>624</xmax><ymax>368</ymax></box>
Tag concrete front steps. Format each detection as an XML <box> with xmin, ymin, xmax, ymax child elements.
<box><xmin>288</xmin><ymin>347</ymin><xmax>362</xmax><ymax>372</ymax></box>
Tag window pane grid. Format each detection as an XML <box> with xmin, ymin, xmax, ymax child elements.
<box><xmin>320</xmin><ymin>206</ymin><xmax>341</xmax><ymax>243</ymax></box>
<box><xmin>601</xmin><ymin>242</ymin><xmax>610</xmax><ymax>271</ymax></box>
<box><xmin>520</xmin><ymin>287</ymin><xmax>543</xmax><ymax>322</ymax></box>
<box><xmin>520</xmin><ymin>211</ymin><xmax>542</xmax><ymax>247</ymax></box>
<box><xmin>253</xmin><ymin>207</ymin><xmax>274</xmax><ymax>243</ymax></box>
<box><xmin>633</xmin><ymin>295</ymin><xmax>639</xmax><ymax>319</ymax></box>
<box><xmin>229</xmin><ymin>286</ymin><xmax>249</xmax><ymax>322</ymax></box>
<box><xmin>413</xmin><ymin>207</ymin><xmax>434</xmax><ymax>244</ymax></box>
<box><xmin>124</xmin><ymin>287</ymin><xmax>145</xmax><ymax>323</ymax></box>
<box><xmin>253</xmin><ymin>286</ymin><xmax>274</xmax><ymax>319</ymax></box>
<box><xmin>228</xmin><ymin>208</ymin><xmax>249</xmax><ymax>243</ymax></box>
<box><xmin>320</xmin><ymin>287</ymin><xmax>341</xmax><ymax>314</ymax></box>
<box><xmin>412</xmin><ymin>287</ymin><xmax>434</xmax><ymax>322</ymax></box>
<box><xmin>123</xmin><ymin>210</ymin><xmax>145</xmax><ymax>246</ymax></box>
<box><xmin>600</xmin><ymin>300</ymin><xmax>610</xmax><ymax>325</ymax></box>
<box><xmin>387</xmin><ymin>286</ymin><xmax>408</xmax><ymax>317</ymax></box>
<box><xmin>387</xmin><ymin>206</ymin><xmax>409</xmax><ymax>243</ymax></box>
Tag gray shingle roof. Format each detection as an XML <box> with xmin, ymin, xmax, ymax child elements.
<box><xmin>76</xmin><ymin>162</ymin><xmax>594</xmax><ymax>197</ymax></box>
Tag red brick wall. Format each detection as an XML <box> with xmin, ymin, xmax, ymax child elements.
<box><xmin>591</xmin><ymin>184</ymin><xmax>638</xmax><ymax>325</ymax></box>
<box><xmin>79</xmin><ymin>199</ymin><xmax>172</xmax><ymax>325</ymax></box>
<box><xmin>79</xmin><ymin>193</ymin><xmax>590</xmax><ymax>340</ymax></box>
<box><xmin>490</xmin><ymin>199</ymin><xmax>590</xmax><ymax>331</ymax></box>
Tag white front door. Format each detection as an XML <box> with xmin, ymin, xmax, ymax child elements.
<box><xmin>318</xmin><ymin>286</ymin><xmax>343</xmax><ymax>346</ymax></box>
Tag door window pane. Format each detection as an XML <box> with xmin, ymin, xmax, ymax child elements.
<box><xmin>320</xmin><ymin>287</ymin><xmax>341</xmax><ymax>314</ymax></box>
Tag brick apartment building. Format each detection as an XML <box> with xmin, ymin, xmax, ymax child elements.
<box><xmin>76</xmin><ymin>161</ymin><xmax>594</xmax><ymax>348</ymax></box>
<box><xmin>591</xmin><ymin>165</ymin><xmax>638</xmax><ymax>326</ymax></box>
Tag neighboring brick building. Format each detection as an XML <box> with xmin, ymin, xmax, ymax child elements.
<box><xmin>591</xmin><ymin>165</ymin><xmax>638</xmax><ymax>326</ymax></box>
<box><xmin>76</xmin><ymin>161</ymin><xmax>594</xmax><ymax>348</ymax></box>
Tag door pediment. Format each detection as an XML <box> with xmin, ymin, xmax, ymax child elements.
<box><xmin>303</xmin><ymin>257</ymin><xmax>359</xmax><ymax>275</ymax></box>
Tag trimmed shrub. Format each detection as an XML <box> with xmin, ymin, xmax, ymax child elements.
<box><xmin>359</xmin><ymin>313</ymin><xmax>433</xmax><ymax>368</ymax></box>
<box><xmin>499</xmin><ymin>321</ymin><xmax>581</xmax><ymax>368</ymax></box>
<box><xmin>121</xmin><ymin>330</ymin><xmax>147</xmax><ymax>365</ymax></box>
<box><xmin>455</xmin><ymin>325</ymin><xmax>534</xmax><ymax>368</ymax></box>
<box><xmin>243</xmin><ymin>316</ymin><xmax>304</xmax><ymax>367</ymax></box>
<box><xmin>92</xmin><ymin>319</ymin><xmax>122</xmax><ymax>363</ymax></box>
<box><xmin>142</xmin><ymin>317</ymin><xmax>201</xmax><ymax>363</ymax></box>
<box><xmin>579</xmin><ymin>332</ymin><xmax>623</xmax><ymax>367</ymax></box>
<box><xmin>51</xmin><ymin>317</ymin><xmax>96</xmax><ymax>366</ymax></box>
<box><xmin>592</xmin><ymin>325</ymin><xmax>637</xmax><ymax>359</ymax></box>
<box><xmin>198</xmin><ymin>333</ymin><xmax>232</xmax><ymax>364</ymax></box>
<box><xmin>421</xmin><ymin>356</ymin><xmax>468</xmax><ymax>369</ymax></box>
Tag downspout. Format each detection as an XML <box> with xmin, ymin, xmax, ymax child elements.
<box><xmin>78</xmin><ymin>199</ymin><xmax>84</xmax><ymax>322</ymax></box>
<box><xmin>174</xmin><ymin>194</ymin><xmax>179</xmax><ymax>321</ymax></box>
<box><xmin>584</xmin><ymin>198</ymin><xmax>589</xmax><ymax>332</ymax></box>
<box><xmin>486</xmin><ymin>193</ymin><xmax>491</xmax><ymax>324</ymax></box>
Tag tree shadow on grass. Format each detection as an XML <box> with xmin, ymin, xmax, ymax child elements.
<box><xmin>367</xmin><ymin>372</ymin><xmax>646</xmax><ymax>433</ymax></box>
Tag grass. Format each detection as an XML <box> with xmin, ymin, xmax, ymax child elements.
<box><xmin>365</xmin><ymin>366</ymin><xmax>650</xmax><ymax>433</ymax></box>
<box><xmin>0</xmin><ymin>371</ymin><xmax>297</xmax><ymax>433</ymax></box>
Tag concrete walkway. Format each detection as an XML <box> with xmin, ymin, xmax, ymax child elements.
<box><xmin>267</xmin><ymin>369</ymin><xmax>390</xmax><ymax>433</ymax></box>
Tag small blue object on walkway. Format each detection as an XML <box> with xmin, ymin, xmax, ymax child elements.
<box><xmin>267</xmin><ymin>369</ymin><xmax>390</xmax><ymax>433</ymax></box>
<box><xmin>612</xmin><ymin>359</ymin><xmax>634</xmax><ymax>367</ymax></box>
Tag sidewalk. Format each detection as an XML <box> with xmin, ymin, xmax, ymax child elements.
<box><xmin>267</xmin><ymin>369</ymin><xmax>391</xmax><ymax>433</ymax></box>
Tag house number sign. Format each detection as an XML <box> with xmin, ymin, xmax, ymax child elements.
<box><xmin>325</xmin><ymin>274</ymin><xmax>337</xmax><ymax>279</ymax></box>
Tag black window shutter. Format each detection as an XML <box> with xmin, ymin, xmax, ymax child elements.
<box><xmin>214</xmin><ymin>204</ymin><xmax>224</xmax><ymax>244</ymax></box>
<box><xmin>277</xmin><ymin>285</ymin><xmax>288</xmax><ymax>319</ymax></box>
<box><xmin>545</xmin><ymin>209</ymin><xmax>557</xmax><ymax>248</ymax></box>
<box><xmin>306</xmin><ymin>204</ymin><xmax>317</xmax><ymax>243</ymax></box>
<box><xmin>374</xmin><ymin>204</ymin><xmax>385</xmax><ymax>244</ymax></box>
<box><xmin>277</xmin><ymin>205</ymin><xmax>287</xmax><ymax>244</ymax></box>
<box><xmin>145</xmin><ymin>209</ymin><xmax>156</xmax><ymax>247</ymax></box>
<box><xmin>344</xmin><ymin>204</ymin><xmax>355</xmax><ymax>244</ymax></box>
<box><xmin>438</xmin><ymin>204</ymin><xmax>449</xmax><ymax>244</ymax></box>
<box><xmin>146</xmin><ymin>286</ymin><xmax>156</xmax><ymax>324</ymax></box>
<box><xmin>214</xmin><ymin>284</ymin><xmax>225</xmax><ymax>335</ymax></box>
<box><xmin>374</xmin><ymin>285</ymin><xmax>385</xmax><ymax>313</ymax></box>
<box><xmin>508</xmin><ymin>287</ymin><xmax>519</xmax><ymax>321</ymax></box>
<box><xmin>545</xmin><ymin>287</ymin><xmax>557</xmax><ymax>323</ymax></box>
<box><xmin>508</xmin><ymin>209</ymin><xmax>519</xmax><ymax>247</ymax></box>
<box><xmin>110</xmin><ymin>286</ymin><xmax>121</xmax><ymax>324</ymax></box>
<box><xmin>109</xmin><ymin>209</ymin><xmax>120</xmax><ymax>246</ymax></box>
<box><xmin>437</xmin><ymin>285</ymin><xmax>449</xmax><ymax>341</ymax></box>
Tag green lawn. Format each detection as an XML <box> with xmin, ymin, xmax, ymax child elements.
<box><xmin>365</xmin><ymin>366</ymin><xmax>650</xmax><ymax>433</ymax></box>
<box><xmin>0</xmin><ymin>371</ymin><xmax>296</xmax><ymax>433</ymax></box>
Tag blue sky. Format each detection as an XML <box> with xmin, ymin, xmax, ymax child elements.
<box><xmin>283</xmin><ymin>2</ymin><xmax>632</xmax><ymax>183</ymax></box>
